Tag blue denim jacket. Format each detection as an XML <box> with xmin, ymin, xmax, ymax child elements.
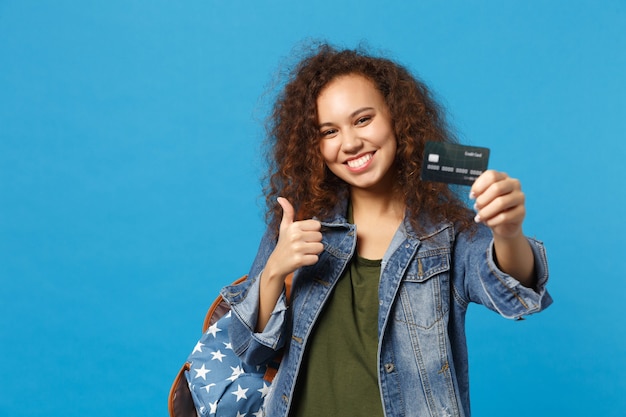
<box><xmin>221</xmin><ymin>202</ymin><xmax>551</xmax><ymax>417</ymax></box>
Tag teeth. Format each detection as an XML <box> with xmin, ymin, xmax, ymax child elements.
<box><xmin>347</xmin><ymin>153</ymin><xmax>373</xmax><ymax>168</ymax></box>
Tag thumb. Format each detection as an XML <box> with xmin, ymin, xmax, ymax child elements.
<box><xmin>277</xmin><ymin>197</ymin><xmax>295</xmax><ymax>228</ymax></box>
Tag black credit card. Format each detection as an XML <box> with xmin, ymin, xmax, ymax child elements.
<box><xmin>421</xmin><ymin>142</ymin><xmax>490</xmax><ymax>186</ymax></box>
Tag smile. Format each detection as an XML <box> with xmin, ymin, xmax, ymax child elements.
<box><xmin>346</xmin><ymin>152</ymin><xmax>374</xmax><ymax>169</ymax></box>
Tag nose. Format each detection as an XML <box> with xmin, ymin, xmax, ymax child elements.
<box><xmin>341</xmin><ymin>129</ymin><xmax>363</xmax><ymax>154</ymax></box>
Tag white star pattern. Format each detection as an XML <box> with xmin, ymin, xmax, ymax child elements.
<box><xmin>194</xmin><ymin>364</ymin><xmax>210</xmax><ymax>380</ymax></box>
<box><xmin>186</xmin><ymin>311</ymin><xmax>270</xmax><ymax>417</ymax></box>
<box><xmin>231</xmin><ymin>384</ymin><xmax>249</xmax><ymax>402</ymax></box>
<box><xmin>227</xmin><ymin>365</ymin><xmax>245</xmax><ymax>381</ymax></box>
<box><xmin>206</xmin><ymin>322</ymin><xmax>222</xmax><ymax>338</ymax></box>
<box><xmin>210</xmin><ymin>349</ymin><xmax>226</xmax><ymax>362</ymax></box>
<box><xmin>192</xmin><ymin>341</ymin><xmax>204</xmax><ymax>354</ymax></box>
<box><xmin>209</xmin><ymin>400</ymin><xmax>218</xmax><ymax>415</ymax></box>
<box><xmin>258</xmin><ymin>382</ymin><xmax>270</xmax><ymax>398</ymax></box>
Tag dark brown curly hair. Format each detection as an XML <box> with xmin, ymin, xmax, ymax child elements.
<box><xmin>263</xmin><ymin>43</ymin><xmax>474</xmax><ymax>234</ymax></box>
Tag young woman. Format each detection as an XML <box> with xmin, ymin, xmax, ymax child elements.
<box><xmin>221</xmin><ymin>43</ymin><xmax>552</xmax><ymax>417</ymax></box>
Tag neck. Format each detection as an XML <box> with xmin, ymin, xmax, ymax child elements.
<box><xmin>350</xmin><ymin>186</ymin><xmax>405</xmax><ymax>221</ymax></box>
<box><xmin>349</xmin><ymin>186</ymin><xmax>406</xmax><ymax>260</ymax></box>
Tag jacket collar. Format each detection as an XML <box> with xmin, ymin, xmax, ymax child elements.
<box><xmin>318</xmin><ymin>197</ymin><xmax>453</xmax><ymax>242</ymax></box>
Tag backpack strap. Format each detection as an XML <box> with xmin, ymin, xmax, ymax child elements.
<box><xmin>168</xmin><ymin>363</ymin><xmax>195</xmax><ymax>417</ymax></box>
<box><xmin>202</xmin><ymin>275</ymin><xmax>248</xmax><ymax>332</ymax></box>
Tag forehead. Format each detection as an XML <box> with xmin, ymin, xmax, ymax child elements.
<box><xmin>316</xmin><ymin>74</ymin><xmax>385</xmax><ymax>116</ymax></box>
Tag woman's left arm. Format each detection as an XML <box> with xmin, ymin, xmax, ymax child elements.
<box><xmin>470</xmin><ymin>170</ymin><xmax>536</xmax><ymax>288</ymax></box>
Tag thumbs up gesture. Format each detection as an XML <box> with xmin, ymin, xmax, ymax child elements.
<box><xmin>265</xmin><ymin>197</ymin><xmax>324</xmax><ymax>279</ymax></box>
<box><xmin>256</xmin><ymin>197</ymin><xmax>324</xmax><ymax>331</ymax></box>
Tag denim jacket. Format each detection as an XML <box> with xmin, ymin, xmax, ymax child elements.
<box><xmin>221</xmin><ymin>202</ymin><xmax>552</xmax><ymax>417</ymax></box>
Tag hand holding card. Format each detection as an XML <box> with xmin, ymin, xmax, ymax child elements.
<box><xmin>421</xmin><ymin>142</ymin><xmax>490</xmax><ymax>186</ymax></box>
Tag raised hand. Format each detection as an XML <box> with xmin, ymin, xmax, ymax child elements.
<box><xmin>470</xmin><ymin>170</ymin><xmax>525</xmax><ymax>240</ymax></box>
<box><xmin>256</xmin><ymin>198</ymin><xmax>324</xmax><ymax>332</ymax></box>
<box><xmin>265</xmin><ymin>197</ymin><xmax>324</xmax><ymax>279</ymax></box>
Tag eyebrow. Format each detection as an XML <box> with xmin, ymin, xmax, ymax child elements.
<box><xmin>318</xmin><ymin>107</ymin><xmax>375</xmax><ymax>128</ymax></box>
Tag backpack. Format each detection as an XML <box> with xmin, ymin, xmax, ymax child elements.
<box><xmin>168</xmin><ymin>275</ymin><xmax>291</xmax><ymax>417</ymax></box>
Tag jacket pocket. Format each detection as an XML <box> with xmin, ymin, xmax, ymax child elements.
<box><xmin>395</xmin><ymin>251</ymin><xmax>451</xmax><ymax>330</ymax></box>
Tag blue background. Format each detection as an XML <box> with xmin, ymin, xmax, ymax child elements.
<box><xmin>1</xmin><ymin>1</ymin><xmax>624</xmax><ymax>416</ymax></box>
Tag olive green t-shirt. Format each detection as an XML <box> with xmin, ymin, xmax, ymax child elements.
<box><xmin>289</xmin><ymin>254</ymin><xmax>384</xmax><ymax>416</ymax></box>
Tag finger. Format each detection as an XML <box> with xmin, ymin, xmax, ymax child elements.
<box><xmin>475</xmin><ymin>192</ymin><xmax>525</xmax><ymax>223</ymax></box>
<box><xmin>299</xmin><ymin>230</ymin><xmax>323</xmax><ymax>244</ymax></box>
<box><xmin>277</xmin><ymin>197</ymin><xmax>295</xmax><ymax>229</ymax></box>
<box><xmin>474</xmin><ymin>179</ymin><xmax>522</xmax><ymax>211</ymax></box>
<box><xmin>285</xmin><ymin>228</ymin><xmax>322</xmax><ymax>246</ymax></box>
<box><xmin>483</xmin><ymin>204</ymin><xmax>526</xmax><ymax>227</ymax></box>
<box><xmin>299</xmin><ymin>219</ymin><xmax>322</xmax><ymax>232</ymax></box>
<box><xmin>480</xmin><ymin>205</ymin><xmax>526</xmax><ymax>238</ymax></box>
<box><xmin>293</xmin><ymin>241</ymin><xmax>325</xmax><ymax>257</ymax></box>
<box><xmin>296</xmin><ymin>253</ymin><xmax>322</xmax><ymax>267</ymax></box>
<box><xmin>470</xmin><ymin>170</ymin><xmax>507</xmax><ymax>200</ymax></box>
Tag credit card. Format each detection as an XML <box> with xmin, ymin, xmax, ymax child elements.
<box><xmin>421</xmin><ymin>142</ymin><xmax>490</xmax><ymax>186</ymax></box>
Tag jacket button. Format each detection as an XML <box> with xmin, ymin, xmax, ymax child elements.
<box><xmin>384</xmin><ymin>363</ymin><xmax>395</xmax><ymax>373</ymax></box>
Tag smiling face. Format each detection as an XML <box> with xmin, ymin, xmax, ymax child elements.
<box><xmin>317</xmin><ymin>74</ymin><xmax>397</xmax><ymax>194</ymax></box>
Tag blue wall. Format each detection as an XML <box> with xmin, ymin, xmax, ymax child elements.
<box><xmin>1</xmin><ymin>1</ymin><xmax>624</xmax><ymax>416</ymax></box>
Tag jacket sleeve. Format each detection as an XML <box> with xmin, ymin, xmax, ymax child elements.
<box><xmin>219</xmin><ymin>226</ymin><xmax>289</xmax><ymax>366</ymax></box>
<box><xmin>453</xmin><ymin>224</ymin><xmax>552</xmax><ymax>319</ymax></box>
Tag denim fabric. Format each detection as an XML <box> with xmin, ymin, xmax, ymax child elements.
<box><xmin>221</xmin><ymin>201</ymin><xmax>552</xmax><ymax>417</ymax></box>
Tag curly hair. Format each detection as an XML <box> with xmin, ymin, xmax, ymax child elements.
<box><xmin>263</xmin><ymin>42</ymin><xmax>474</xmax><ymax>234</ymax></box>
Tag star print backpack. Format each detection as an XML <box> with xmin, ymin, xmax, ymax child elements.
<box><xmin>168</xmin><ymin>275</ymin><xmax>291</xmax><ymax>417</ymax></box>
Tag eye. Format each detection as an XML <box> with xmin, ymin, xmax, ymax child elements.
<box><xmin>320</xmin><ymin>128</ymin><xmax>338</xmax><ymax>138</ymax></box>
<box><xmin>355</xmin><ymin>115</ymin><xmax>372</xmax><ymax>125</ymax></box>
